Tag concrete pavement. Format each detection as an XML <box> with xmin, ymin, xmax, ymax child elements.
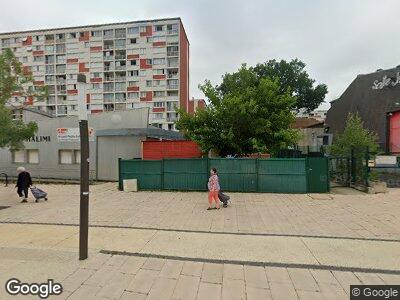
<box><xmin>0</xmin><ymin>183</ymin><xmax>399</xmax><ymax>299</ymax></box>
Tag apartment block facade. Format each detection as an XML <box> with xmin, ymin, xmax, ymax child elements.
<box><xmin>0</xmin><ymin>17</ymin><xmax>189</xmax><ymax>130</ymax></box>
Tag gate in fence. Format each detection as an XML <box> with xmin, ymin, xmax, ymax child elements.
<box><xmin>119</xmin><ymin>157</ymin><xmax>329</xmax><ymax>193</ymax></box>
<box><xmin>328</xmin><ymin>147</ymin><xmax>373</xmax><ymax>188</ymax></box>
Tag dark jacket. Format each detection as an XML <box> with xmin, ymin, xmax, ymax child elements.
<box><xmin>16</xmin><ymin>171</ymin><xmax>32</xmax><ymax>189</ymax></box>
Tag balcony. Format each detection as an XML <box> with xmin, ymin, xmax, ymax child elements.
<box><xmin>167</xmin><ymin>73</ymin><xmax>179</xmax><ymax>79</ymax></box>
<box><xmin>104</xmin><ymin>56</ymin><xmax>114</xmax><ymax>61</ymax></box>
<box><xmin>167</xmin><ymin>116</ymin><xmax>177</xmax><ymax>122</ymax></box>
<box><xmin>167</xmin><ymin>85</ymin><xmax>179</xmax><ymax>90</ymax></box>
<box><xmin>167</xmin><ymin>51</ymin><xmax>179</xmax><ymax>57</ymax></box>
<box><xmin>167</xmin><ymin>29</ymin><xmax>178</xmax><ymax>35</ymax></box>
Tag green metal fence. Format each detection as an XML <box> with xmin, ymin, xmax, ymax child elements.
<box><xmin>119</xmin><ymin>157</ymin><xmax>329</xmax><ymax>193</ymax></box>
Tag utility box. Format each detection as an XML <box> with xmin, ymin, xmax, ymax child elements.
<box><xmin>123</xmin><ymin>179</ymin><xmax>138</xmax><ymax>192</ymax></box>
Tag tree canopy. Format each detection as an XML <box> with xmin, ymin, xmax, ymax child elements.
<box><xmin>176</xmin><ymin>65</ymin><xmax>299</xmax><ymax>156</ymax></box>
<box><xmin>219</xmin><ymin>59</ymin><xmax>328</xmax><ymax>112</ymax></box>
<box><xmin>0</xmin><ymin>48</ymin><xmax>46</xmax><ymax>149</ymax></box>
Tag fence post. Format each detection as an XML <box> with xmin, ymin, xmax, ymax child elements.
<box><xmin>161</xmin><ymin>159</ymin><xmax>164</xmax><ymax>190</ymax></box>
<box><xmin>255</xmin><ymin>158</ymin><xmax>259</xmax><ymax>192</ymax></box>
<box><xmin>351</xmin><ymin>147</ymin><xmax>356</xmax><ymax>184</ymax></box>
<box><xmin>346</xmin><ymin>157</ymin><xmax>351</xmax><ymax>187</ymax></box>
<box><xmin>118</xmin><ymin>158</ymin><xmax>122</xmax><ymax>191</ymax></box>
<box><xmin>365</xmin><ymin>146</ymin><xmax>370</xmax><ymax>187</ymax></box>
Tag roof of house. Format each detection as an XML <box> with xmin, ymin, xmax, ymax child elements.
<box><xmin>325</xmin><ymin>65</ymin><xmax>400</xmax><ymax>146</ymax></box>
<box><xmin>292</xmin><ymin>117</ymin><xmax>324</xmax><ymax>129</ymax></box>
<box><xmin>0</xmin><ymin>17</ymin><xmax>182</xmax><ymax>36</ymax></box>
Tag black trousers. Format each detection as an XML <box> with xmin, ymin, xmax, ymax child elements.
<box><xmin>17</xmin><ymin>188</ymin><xmax>28</xmax><ymax>198</ymax></box>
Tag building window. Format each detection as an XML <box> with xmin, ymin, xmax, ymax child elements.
<box><xmin>154</xmin><ymin>69</ymin><xmax>165</xmax><ymax>75</ymax></box>
<box><xmin>154</xmin><ymin>102</ymin><xmax>164</xmax><ymax>108</ymax></box>
<box><xmin>22</xmin><ymin>56</ymin><xmax>28</xmax><ymax>63</ymax></box>
<box><xmin>146</xmin><ymin>80</ymin><xmax>152</xmax><ymax>87</ymax></box>
<box><xmin>128</xmin><ymin>81</ymin><xmax>138</xmax><ymax>87</ymax></box>
<box><xmin>45</xmin><ymin>45</ymin><xmax>54</xmax><ymax>52</ymax></box>
<box><xmin>91</xmin><ymin>83</ymin><xmax>101</xmax><ymax>90</ymax></box>
<box><xmin>91</xmin><ymin>30</ymin><xmax>102</xmax><ymax>37</ymax></box>
<box><xmin>103</xmin><ymin>29</ymin><xmax>114</xmax><ymax>38</ymax></box>
<box><xmin>128</xmin><ymin>92</ymin><xmax>139</xmax><ymax>99</ymax></box>
<box><xmin>154</xmin><ymin>91</ymin><xmax>165</xmax><ymax>97</ymax></box>
<box><xmin>12</xmin><ymin>150</ymin><xmax>25</xmax><ymax>163</ymax></box>
<box><xmin>140</xmin><ymin>92</ymin><xmax>147</xmax><ymax>98</ymax></box>
<box><xmin>146</xmin><ymin>59</ymin><xmax>152</xmax><ymax>65</ymax></box>
<box><xmin>128</xmin><ymin>70</ymin><xmax>139</xmax><ymax>77</ymax></box>
<box><xmin>130</xmin><ymin>60</ymin><xmax>137</xmax><ymax>66</ymax></box>
<box><xmin>129</xmin><ymin>38</ymin><xmax>137</xmax><ymax>44</ymax></box>
<box><xmin>127</xmin><ymin>27</ymin><xmax>139</xmax><ymax>34</ymax></box>
<box><xmin>154</xmin><ymin>25</ymin><xmax>163</xmax><ymax>32</ymax></box>
<box><xmin>68</xmin><ymin>32</ymin><xmax>77</xmax><ymax>39</ymax></box>
<box><xmin>59</xmin><ymin>150</ymin><xmax>80</xmax><ymax>164</ymax></box>
<box><xmin>153</xmin><ymin>58</ymin><xmax>165</xmax><ymax>65</ymax></box>
<box><xmin>27</xmin><ymin>149</ymin><xmax>39</xmax><ymax>164</ymax></box>
<box><xmin>33</xmin><ymin>56</ymin><xmax>43</xmax><ymax>62</ymax></box>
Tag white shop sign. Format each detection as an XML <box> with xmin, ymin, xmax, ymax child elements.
<box><xmin>56</xmin><ymin>127</ymin><xmax>95</xmax><ymax>142</ymax></box>
<box><xmin>372</xmin><ymin>72</ymin><xmax>400</xmax><ymax>90</ymax></box>
<box><xmin>375</xmin><ymin>155</ymin><xmax>397</xmax><ymax>166</ymax></box>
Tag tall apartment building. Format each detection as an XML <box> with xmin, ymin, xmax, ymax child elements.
<box><xmin>0</xmin><ymin>17</ymin><xmax>189</xmax><ymax>130</ymax></box>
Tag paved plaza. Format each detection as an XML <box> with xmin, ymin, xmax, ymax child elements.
<box><xmin>0</xmin><ymin>183</ymin><xmax>399</xmax><ymax>299</ymax></box>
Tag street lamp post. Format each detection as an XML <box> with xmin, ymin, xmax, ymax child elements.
<box><xmin>77</xmin><ymin>74</ymin><xmax>89</xmax><ymax>260</ymax></box>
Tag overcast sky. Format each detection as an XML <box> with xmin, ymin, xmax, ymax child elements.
<box><xmin>1</xmin><ymin>0</ymin><xmax>399</xmax><ymax>110</ymax></box>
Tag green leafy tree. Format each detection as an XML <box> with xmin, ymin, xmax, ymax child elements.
<box><xmin>0</xmin><ymin>48</ymin><xmax>46</xmax><ymax>149</ymax></box>
<box><xmin>330</xmin><ymin>113</ymin><xmax>379</xmax><ymax>156</ymax></box>
<box><xmin>330</xmin><ymin>113</ymin><xmax>379</xmax><ymax>183</ymax></box>
<box><xmin>219</xmin><ymin>59</ymin><xmax>328</xmax><ymax>112</ymax></box>
<box><xmin>177</xmin><ymin>65</ymin><xmax>299</xmax><ymax>156</ymax></box>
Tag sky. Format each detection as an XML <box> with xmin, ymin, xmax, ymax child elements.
<box><xmin>1</xmin><ymin>0</ymin><xmax>400</xmax><ymax>110</ymax></box>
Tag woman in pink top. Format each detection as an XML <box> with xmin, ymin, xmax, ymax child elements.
<box><xmin>207</xmin><ymin>168</ymin><xmax>220</xmax><ymax>210</ymax></box>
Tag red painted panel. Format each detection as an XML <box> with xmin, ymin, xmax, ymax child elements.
<box><xmin>140</xmin><ymin>91</ymin><xmax>152</xmax><ymax>101</ymax></box>
<box><xmin>22</xmin><ymin>36</ymin><xmax>32</xmax><ymax>46</ymax></box>
<box><xmin>67</xmin><ymin>89</ymin><xmax>78</xmax><ymax>95</ymax></box>
<box><xmin>139</xmin><ymin>59</ymin><xmax>152</xmax><ymax>69</ymax></box>
<box><xmin>188</xmin><ymin>100</ymin><xmax>194</xmax><ymax>114</ymax></box>
<box><xmin>90</xmin><ymin>77</ymin><xmax>102</xmax><ymax>83</ymax></box>
<box><xmin>25</xmin><ymin>96</ymin><xmax>34</xmax><ymax>105</ymax></box>
<box><xmin>390</xmin><ymin>111</ymin><xmax>400</xmax><ymax>153</ymax></box>
<box><xmin>79</xmin><ymin>62</ymin><xmax>89</xmax><ymax>73</ymax></box>
<box><xmin>33</xmin><ymin>81</ymin><xmax>44</xmax><ymax>86</ymax></box>
<box><xmin>32</xmin><ymin>50</ymin><xmax>44</xmax><ymax>56</ymax></box>
<box><xmin>153</xmin><ymin>41</ymin><xmax>166</xmax><ymax>47</ymax></box>
<box><xmin>91</xmin><ymin>109</ymin><xmax>103</xmax><ymax>114</ymax></box>
<box><xmin>79</xmin><ymin>31</ymin><xmax>90</xmax><ymax>42</ymax></box>
<box><xmin>142</xmin><ymin>140</ymin><xmax>202</xmax><ymax>160</ymax></box>
<box><xmin>67</xmin><ymin>58</ymin><xmax>79</xmax><ymax>64</ymax></box>
<box><xmin>127</xmin><ymin>86</ymin><xmax>139</xmax><ymax>92</ymax></box>
<box><xmin>86</xmin><ymin>94</ymin><xmax>91</xmax><ymax>104</ymax></box>
<box><xmin>90</xmin><ymin>46</ymin><xmax>102</xmax><ymax>52</ymax></box>
<box><xmin>140</xmin><ymin>25</ymin><xmax>153</xmax><ymax>37</ymax></box>
<box><xmin>22</xmin><ymin>66</ymin><xmax>32</xmax><ymax>75</ymax></box>
<box><xmin>127</xmin><ymin>54</ymin><xmax>139</xmax><ymax>59</ymax></box>
<box><xmin>152</xmin><ymin>107</ymin><xmax>165</xmax><ymax>112</ymax></box>
<box><xmin>179</xmin><ymin>22</ymin><xmax>189</xmax><ymax>113</ymax></box>
<box><xmin>153</xmin><ymin>74</ymin><xmax>166</xmax><ymax>80</ymax></box>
